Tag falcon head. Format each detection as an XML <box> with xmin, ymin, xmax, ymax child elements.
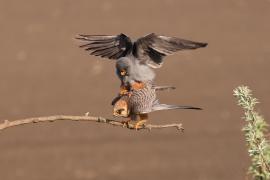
<box><xmin>115</xmin><ymin>57</ymin><xmax>132</xmax><ymax>85</ymax></box>
<box><xmin>113</xmin><ymin>98</ymin><xmax>129</xmax><ymax>117</ymax></box>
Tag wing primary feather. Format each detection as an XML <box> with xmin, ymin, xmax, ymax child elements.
<box><xmin>100</xmin><ymin>48</ymin><xmax>120</xmax><ymax>58</ymax></box>
<box><xmin>90</xmin><ymin>47</ymin><xmax>117</xmax><ymax>56</ymax></box>
<box><xmin>77</xmin><ymin>34</ymin><xmax>117</xmax><ymax>41</ymax></box>
<box><xmin>76</xmin><ymin>34</ymin><xmax>133</xmax><ymax>60</ymax></box>
<box><xmin>109</xmin><ymin>50</ymin><xmax>125</xmax><ymax>59</ymax></box>
<box><xmin>85</xmin><ymin>43</ymin><xmax>117</xmax><ymax>51</ymax></box>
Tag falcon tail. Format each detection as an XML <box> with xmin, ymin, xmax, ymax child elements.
<box><xmin>154</xmin><ymin>86</ymin><xmax>176</xmax><ymax>91</ymax></box>
<box><xmin>152</xmin><ymin>103</ymin><xmax>202</xmax><ymax>112</ymax></box>
<box><xmin>184</xmin><ymin>41</ymin><xmax>208</xmax><ymax>49</ymax></box>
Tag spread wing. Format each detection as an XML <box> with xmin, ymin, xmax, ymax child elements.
<box><xmin>133</xmin><ymin>33</ymin><xmax>208</xmax><ymax>68</ymax></box>
<box><xmin>76</xmin><ymin>34</ymin><xmax>133</xmax><ymax>59</ymax></box>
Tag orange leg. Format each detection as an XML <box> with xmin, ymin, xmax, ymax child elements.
<box><xmin>134</xmin><ymin>114</ymin><xmax>148</xmax><ymax>130</ymax></box>
<box><xmin>119</xmin><ymin>82</ymin><xmax>144</xmax><ymax>97</ymax></box>
<box><xmin>131</xmin><ymin>82</ymin><xmax>145</xmax><ymax>91</ymax></box>
<box><xmin>121</xmin><ymin>118</ymin><xmax>131</xmax><ymax>128</ymax></box>
<box><xmin>120</xmin><ymin>84</ymin><xmax>134</xmax><ymax>97</ymax></box>
<box><xmin>119</xmin><ymin>85</ymin><xmax>129</xmax><ymax>95</ymax></box>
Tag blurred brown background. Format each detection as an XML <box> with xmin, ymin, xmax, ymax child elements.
<box><xmin>0</xmin><ymin>0</ymin><xmax>269</xmax><ymax>179</ymax></box>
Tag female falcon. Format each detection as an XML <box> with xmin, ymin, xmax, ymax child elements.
<box><xmin>112</xmin><ymin>81</ymin><xmax>201</xmax><ymax>130</ymax></box>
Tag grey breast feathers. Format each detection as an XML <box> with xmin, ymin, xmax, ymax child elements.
<box><xmin>116</xmin><ymin>57</ymin><xmax>156</xmax><ymax>83</ymax></box>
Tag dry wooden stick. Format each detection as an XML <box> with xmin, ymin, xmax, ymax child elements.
<box><xmin>0</xmin><ymin>115</ymin><xmax>184</xmax><ymax>132</ymax></box>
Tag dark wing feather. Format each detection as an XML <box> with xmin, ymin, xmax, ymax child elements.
<box><xmin>133</xmin><ymin>33</ymin><xmax>208</xmax><ymax>68</ymax></box>
<box><xmin>76</xmin><ymin>34</ymin><xmax>133</xmax><ymax>60</ymax></box>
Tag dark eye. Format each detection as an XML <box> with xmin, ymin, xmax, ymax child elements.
<box><xmin>117</xmin><ymin>108</ymin><xmax>125</xmax><ymax>114</ymax></box>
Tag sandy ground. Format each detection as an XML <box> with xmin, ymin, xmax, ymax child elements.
<box><xmin>0</xmin><ymin>0</ymin><xmax>270</xmax><ymax>179</ymax></box>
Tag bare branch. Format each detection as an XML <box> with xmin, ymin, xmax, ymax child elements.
<box><xmin>0</xmin><ymin>115</ymin><xmax>184</xmax><ymax>132</ymax></box>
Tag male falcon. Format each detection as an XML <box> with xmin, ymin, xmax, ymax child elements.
<box><xmin>76</xmin><ymin>33</ymin><xmax>207</xmax><ymax>95</ymax></box>
<box><xmin>112</xmin><ymin>81</ymin><xmax>201</xmax><ymax>129</ymax></box>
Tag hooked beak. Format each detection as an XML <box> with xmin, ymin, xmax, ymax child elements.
<box><xmin>113</xmin><ymin>111</ymin><xmax>119</xmax><ymax>117</ymax></box>
<box><xmin>120</xmin><ymin>70</ymin><xmax>127</xmax><ymax>76</ymax></box>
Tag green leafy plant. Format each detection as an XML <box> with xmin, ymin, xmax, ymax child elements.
<box><xmin>234</xmin><ymin>86</ymin><xmax>270</xmax><ymax>179</ymax></box>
